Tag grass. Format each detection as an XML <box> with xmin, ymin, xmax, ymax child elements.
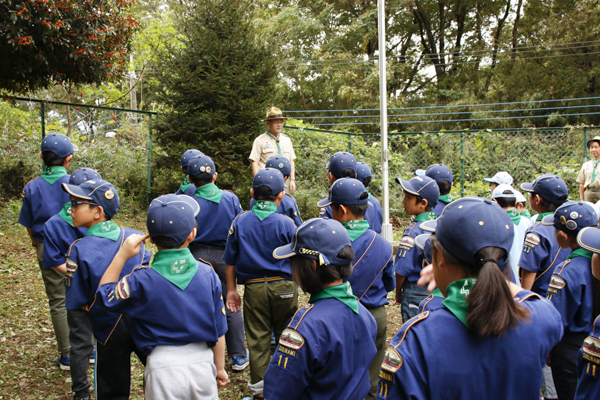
<box><xmin>0</xmin><ymin>198</ymin><xmax>406</xmax><ymax>399</ymax></box>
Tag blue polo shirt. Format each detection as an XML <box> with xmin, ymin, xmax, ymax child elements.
<box><xmin>575</xmin><ymin>315</ymin><xmax>600</xmax><ymax>400</ymax></box>
<box><xmin>368</xmin><ymin>195</ymin><xmax>383</xmax><ymax>234</ymax></box>
<box><xmin>251</xmin><ymin>193</ymin><xmax>303</xmax><ymax>227</ymax></box>
<box><xmin>42</xmin><ymin>204</ymin><xmax>86</xmax><ymax>269</ymax></box>
<box><xmin>191</xmin><ymin>187</ymin><xmax>243</xmax><ymax>248</ymax></box>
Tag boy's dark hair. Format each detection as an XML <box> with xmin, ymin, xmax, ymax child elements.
<box><xmin>331</xmin><ymin>192</ymin><xmax>370</xmax><ymax>217</ymax></box>
<box><xmin>438</xmin><ymin>180</ymin><xmax>452</xmax><ymax>196</ymax></box>
<box><xmin>190</xmin><ymin>173</ymin><xmax>212</xmax><ymax>186</ymax></box>
<box><xmin>290</xmin><ymin>246</ymin><xmax>355</xmax><ymax>294</ymax></box>
<box><xmin>495</xmin><ymin>191</ymin><xmax>517</xmax><ymax>208</ymax></box>
<box><xmin>534</xmin><ymin>192</ymin><xmax>567</xmax><ymax>212</ymax></box>
<box><xmin>362</xmin><ymin>176</ymin><xmax>372</xmax><ymax>188</ymax></box>
<box><xmin>42</xmin><ymin>151</ymin><xmax>66</xmax><ymax>167</ymax></box>
<box><xmin>253</xmin><ymin>185</ymin><xmax>278</xmax><ymax>201</ymax></box>
<box><xmin>414</xmin><ymin>194</ymin><xmax>432</xmax><ymax>212</ymax></box>
<box><xmin>337</xmin><ymin>168</ymin><xmax>356</xmax><ymax>178</ymax></box>
<box><xmin>152</xmin><ymin>221</ymin><xmax>197</xmax><ymax>248</ymax></box>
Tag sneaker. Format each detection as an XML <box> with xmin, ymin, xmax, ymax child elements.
<box><xmin>232</xmin><ymin>356</ymin><xmax>249</xmax><ymax>371</ymax></box>
<box><xmin>56</xmin><ymin>354</ymin><xmax>70</xmax><ymax>371</ymax></box>
<box><xmin>89</xmin><ymin>350</ymin><xmax>96</xmax><ymax>364</ymax></box>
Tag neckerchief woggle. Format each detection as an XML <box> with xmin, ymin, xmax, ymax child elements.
<box><xmin>58</xmin><ymin>202</ymin><xmax>74</xmax><ymax>228</ymax></box>
<box><xmin>507</xmin><ymin>209</ymin><xmax>522</xmax><ymax>225</ymax></box>
<box><xmin>342</xmin><ymin>219</ymin><xmax>370</xmax><ymax>241</ymax></box>
<box><xmin>566</xmin><ymin>247</ymin><xmax>593</xmax><ymax>260</ymax></box>
<box><xmin>85</xmin><ymin>220</ymin><xmax>121</xmax><ymax>241</ymax></box>
<box><xmin>180</xmin><ymin>175</ymin><xmax>193</xmax><ymax>193</ymax></box>
<box><xmin>194</xmin><ymin>183</ymin><xmax>223</xmax><ymax>204</ymax></box>
<box><xmin>413</xmin><ymin>211</ymin><xmax>437</xmax><ymax>223</ymax></box>
<box><xmin>266</xmin><ymin>131</ymin><xmax>282</xmax><ymax>155</ymax></box>
<box><xmin>252</xmin><ymin>200</ymin><xmax>278</xmax><ymax>221</ymax></box>
<box><xmin>41</xmin><ymin>166</ymin><xmax>67</xmax><ymax>185</ymax></box>
<box><xmin>309</xmin><ymin>281</ymin><xmax>359</xmax><ymax>314</ymax></box>
<box><xmin>443</xmin><ymin>278</ymin><xmax>477</xmax><ymax>328</ymax></box>
<box><xmin>150</xmin><ymin>248</ymin><xmax>198</xmax><ymax>290</ymax></box>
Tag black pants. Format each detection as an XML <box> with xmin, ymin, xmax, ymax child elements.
<box><xmin>96</xmin><ymin>315</ymin><xmax>146</xmax><ymax>400</ymax></box>
<box><xmin>67</xmin><ymin>309</ymin><xmax>94</xmax><ymax>399</ymax></box>
<box><xmin>550</xmin><ymin>331</ymin><xmax>588</xmax><ymax>400</ymax></box>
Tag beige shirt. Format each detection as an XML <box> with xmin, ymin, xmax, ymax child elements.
<box><xmin>248</xmin><ymin>132</ymin><xmax>296</xmax><ymax>169</ymax></box>
<box><xmin>577</xmin><ymin>159</ymin><xmax>600</xmax><ymax>188</ymax></box>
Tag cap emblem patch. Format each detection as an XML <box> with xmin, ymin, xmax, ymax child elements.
<box><xmin>105</xmin><ymin>189</ymin><xmax>115</xmax><ymax>200</ymax></box>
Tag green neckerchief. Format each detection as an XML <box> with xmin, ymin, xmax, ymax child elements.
<box><xmin>592</xmin><ymin>159</ymin><xmax>600</xmax><ymax>183</ymax></box>
<box><xmin>520</xmin><ymin>209</ymin><xmax>531</xmax><ymax>218</ymax></box>
<box><xmin>431</xmin><ymin>288</ymin><xmax>444</xmax><ymax>298</ymax></box>
<box><xmin>85</xmin><ymin>221</ymin><xmax>120</xmax><ymax>241</ymax></box>
<box><xmin>309</xmin><ymin>281</ymin><xmax>359</xmax><ymax>314</ymax></box>
<box><xmin>266</xmin><ymin>131</ymin><xmax>282</xmax><ymax>155</ymax></box>
<box><xmin>194</xmin><ymin>183</ymin><xmax>223</xmax><ymax>204</ymax></box>
<box><xmin>536</xmin><ymin>211</ymin><xmax>554</xmax><ymax>222</ymax></box>
<box><xmin>58</xmin><ymin>202</ymin><xmax>74</xmax><ymax>228</ymax></box>
<box><xmin>180</xmin><ymin>176</ymin><xmax>193</xmax><ymax>193</ymax></box>
<box><xmin>438</xmin><ymin>194</ymin><xmax>456</xmax><ymax>204</ymax></box>
<box><xmin>507</xmin><ymin>209</ymin><xmax>522</xmax><ymax>225</ymax></box>
<box><xmin>366</xmin><ymin>190</ymin><xmax>372</xmax><ymax>200</ymax></box>
<box><xmin>413</xmin><ymin>212</ymin><xmax>437</xmax><ymax>223</ymax></box>
<box><xmin>252</xmin><ymin>200</ymin><xmax>278</xmax><ymax>221</ymax></box>
<box><xmin>41</xmin><ymin>166</ymin><xmax>67</xmax><ymax>185</ymax></box>
<box><xmin>150</xmin><ymin>248</ymin><xmax>198</xmax><ymax>290</ymax></box>
<box><xmin>342</xmin><ymin>220</ymin><xmax>370</xmax><ymax>241</ymax></box>
<box><xmin>443</xmin><ymin>278</ymin><xmax>477</xmax><ymax>328</ymax></box>
<box><xmin>566</xmin><ymin>248</ymin><xmax>593</xmax><ymax>260</ymax></box>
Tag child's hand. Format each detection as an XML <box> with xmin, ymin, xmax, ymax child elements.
<box><xmin>226</xmin><ymin>290</ymin><xmax>241</xmax><ymax>313</ymax></box>
<box><xmin>216</xmin><ymin>368</ymin><xmax>228</xmax><ymax>387</ymax></box>
<box><xmin>119</xmin><ymin>234</ymin><xmax>150</xmax><ymax>260</ymax></box>
<box><xmin>417</xmin><ymin>264</ymin><xmax>437</xmax><ymax>293</ymax></box>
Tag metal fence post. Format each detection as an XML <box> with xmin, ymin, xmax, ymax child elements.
<box><xmin>460</xmin><ymin>132</ymin><xmax>465</xmax><ymax>198</ymax></box>
<box><xmin>583</xmin><ymin>127</ymin><xmax>588</xmax><ymax>164</ymax></box>
<box><xmin>40</xmin><ymin>102</ymin><xmax>46</xmax><ymax>139</ymax></box>
<box><xmin>147</xmin><ymin>115</ymin><xmax>153</xmax><ymax>204</ymax></box>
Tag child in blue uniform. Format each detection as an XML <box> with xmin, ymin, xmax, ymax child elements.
<box><xmin>63</xmin><ymin>179</ymin><xmax>152</xmax><ymax>400</ymax></box>
<box><xmin>250</xmin><ymin>155</ymin><xmax>303</xmax><ymax>227</ymax></box>
<box><xmin>224</xmin><ymin>168</ymin><xmax>298</xmax><ymax>399</ymax></box>
<box><xmin>418</xmin><ymin>164</ymin><xmax>455</xmax><ymax>217</ymax></box>
<box><xmin>95</xmin><ymin>194</ymin><xmax>228</xmax><ymax>399</ymax></box>
<box><xmin>264</xmin><ymin>218</ymin><xmax>378</xmax><ymax>399</ymax></box>
<box><xmin>175</xmin><ymin>149</ymin><xmax>203</xmax><ymax>194</ymax></box>
<box><xmin>186</xmin><ymin>155</ymin><xmax>247</xmax><ymax>371</ymax></box>
<box><xmin>18</xmin><ymin>133</ymin><xmax>77</xmax><ymax>368</ymax></box>
<box><xmin>394</xmin><ymin>175</ymin><xmax>439</xmax><ymax>323</ymax></box>
<box><xmin>43</xmin><ymin>168</ymin><xmax>100</xmax><ymax>399</ymax></box>
<box><xmin>545</xmin><ymin>202</ymin><xmax>598</xmax><ymax>400</ymax></box>
<box><xmin>356</xmin><ymin>162</ymin><xmax>383</xmax><ymax>233</ymax></box>
<box><xmin>317</xmin><ymin>178</ymin><xmax>394</xmax><ymax>399</ymax></box>
<box><xmin>378</xmin><ymin>197</ymin><xmax>564</xmax><ymax>399</ymax></box>
<box><xmin>414</xmin><ymin>232</ymin><xmax>445</xmax><ymax>313</ymax></box>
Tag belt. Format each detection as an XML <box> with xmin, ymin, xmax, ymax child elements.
<box><xmin>245</xmin><ymin>276</ymin><xmax>288</xmax><ymax>285</ymax></box>
<box><xmin>586</xmin><ymin>187</ymin><xmax>600</xmax><ymax>192</ymax></box>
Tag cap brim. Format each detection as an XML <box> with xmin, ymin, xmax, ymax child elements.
<box><xmin>419</xmin><ymin>220</ymin><xmax>437</xmax><ymax>232</ymax></box>
<box><xmin>71</xmin><ymin>144</ymin><xmax>79</xmax><ymax>152</ymax></box>
<box><xmin>415</xmin><ymin>169</ymin><xmax>426</xmax><ymax>177</ymax></box>
<box><xmin>541</xmin><ymin>214</ymin><xmax>554</xmax><ymax>226</ymax></box>
<box><xmin>317</xmin><ymin>197</ymin><xmax>331</xmax><ymax>208</ymax></box>
<box><xmin>62</xmin><ymin>183</ymin><xmax>92</xmax><ymax>200</ymax></box>
<box><xmin>483</xmin><ymin>178</ymin><xmax>498</xmax><ymax>183</ymax></box>
<box><xmin>577</xmin><ymin>227</ymin><xmax>600</xmax><ymax>253</ymax></box>
<box><xmin>273</xmin><ymin>243</ymin><xmax>297</xmax><ymax>259</ymax></box>
<box><xmin>520</xmin><ymin>182</ymin><xmax>534</xmax><ymax>192</ymax></box>
<box><xmin>396</xmin><ymin>178</ymin><xmax>419</xmax><ymax>196</ymax></box>
<box><xmin>177</xmin><ymin>195</ymin><xmax>200</xmax><ymax>217</ymax></box>
<box><xmin>415</xmin><ymin>233</ymin><xmax>431</xmax><ymax>250</ymax></box>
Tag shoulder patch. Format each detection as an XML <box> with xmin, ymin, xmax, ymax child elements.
<box><xmin>524</xmin><ymin>233</ymin><xmax>541</xmax><ymax>248</ymax></box>
<box><xmin>279</xmin><ymin>328</ymin><xmax>305</xmax><ymax>350</ymax></box>
<box><xmin>583</xmin><ymin>336</ymin><xmax>600</xmax><ymax>363</ymax></box>
<box><xmin>115</xmin><ymin>276</ymin><xmax>131</xmax><ymax>300</ymax></box>
<box><xmin>228</xmin><ymin>223</ymin><xmax>234</xmax><ymax>236</ymax></box>
<box><xmin>548</xmin><ymin>275</ymin><xmax>566</xmax><ymax>293</ymax></box>
<box><xmin>381</xmin><ymin>347</ymin><xmax>403</xmax><ymax>373</ymax></box>
<box><xmin>399</xmin><ymin>236</ymin><xmax>415</xmax><ymax>250</ymax></box>
<box><xmin>65</xmin><ymin>259</ymin><xmax>78</xmax><ymax>277</ymax></box>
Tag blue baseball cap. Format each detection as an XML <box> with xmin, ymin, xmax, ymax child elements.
<box><xmin>41</xmin><ymin>133</ymin><xmax>78</xmax><ymax>160</ymax></box>
<box><xmin>577</xmin><ymin>226</ymin><xmax>600</xmax><ymax>253</ymax></box>
<box><xmin>253</xmin><ymin>168</ymin><xmax>285</xmax><ymax>196</ymax></box>
<box><xmin>69</xmin><ymin>168</ymin><xmax>102</xmax><ymax>186</ymax></box>
<box><xmin>436</xmin><ymin>197</ymin><xmax>513</xmax><ymax>269</ymax></box>
<box><xmin>395</xmin><ymin>176</ymin><xmax>440</xmax><ymax>208</ymax></box>
<box><xmin>520</xmin><ymin>174</ymin><xmax>568</xmax><ymax>205</ymax></box>
<box><xmin>266</xmin><ymin>155</ymin><xmax>292</xmax><ymax>178</ymax></box>
<box><xmin>147</xmin><ymin>194</ymin><xmax>200</xmax><ymax>248</ymax></box>
<box><xmin>545</xmin><ymin>201</ymin><xmax>598</xmax><ymax>234</ymax></box>
<box><xmin>356</xmin><ymin>162</ymin><xmax>372</xmax><ymax>183</ymax></box>
<box><xmin>188</xmin><ymin>155</ymin><xmax>216</xmax><ymax>181</ymax></box>
<box><xmin>415</xmin><ymin>233</ymin><xmax>433</xmax><ymax>263</ymax></box>
<box><xmin>273</xmin><ymin>218</ymin><xmax>353</xmax><ymax>266</ymax></box>
<box><xmin>62</xmin><ymin>179</ymin><xmax>120</xmax><ymax>218</ymax></box>
<box><xmin>317</xmin><ymin>178</ymin><xmax>369</xmax><ymax>207</ymax></box>
<box><xmin>181</xmin><ymin>149</ymin><xmax>204</xmax><ymax>173</ymax></box>
<box><xmin>424</xmin><ymin>164</ymin><xmax>453</xmax><ymax>185</ymax></box>
<box><xmin>327</xmin><ymin>152</ymin><xmax>357</xmax><ymax>179</ymax></box>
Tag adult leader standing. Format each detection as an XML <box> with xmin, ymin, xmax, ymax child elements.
<box><xmin>249</xmin><ymin>107</ymin><xmax>297</xmax><ymax>193</ymax></box>
<box><xmin>577</xmin><ymin>136</ymin><xmax>600</xmax><ymax>202</ymax></box>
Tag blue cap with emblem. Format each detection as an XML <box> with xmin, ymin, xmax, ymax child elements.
<box><xmin>188</xmin><ymin>155</ymin><xmax>216</xmax><ymax>181</ymax></box>
<box><xmin>317</xmin><ymin>178</ymin><xmax>369</xmax><ymax>207</ymax></box>
<box><xmin>41</xmin><ymin>133</ymin><xmax>78</xmax><ymax>160</ymax></box>
<box><xmin>424</xmin><ymin>164</ymin><xmax>453</xmax><ymax>185</ymax></box>
<box><xmin>520</xmin><ymin>174</ymin><xmax>568</xmax><ymax>205</ymax></box>
<box><xmin>265</xmin><ymin>155</ymin><xmax>292</xmax><ymax>178</ymax></box>
<box><xmin>253</xmin><ymin>168</ymin><xmax>285</xmax><ymax>196</ymax></box>
<box><xmin>356</xmin><ymin>162</ymin><xmax>372</xmax><ymax>184</ymax></box>
<box><xmin>577</xmin><ymin>226</ymin><xmax>600</xmax><ymax>253</ymax></box>
<box><xmin>147</xmin><ymin>194</ymin><xmax>200</xmax><ymax>248</ymax></box>
<box><xmin>62</xmin><ymin>179</ymin><xmax>120</xmax><ymax>218</ymax></box>
<box><xmin>395</xmin><ymin>176</ymin><xmax>440</xmax><ymax>208</ymax></box>
<box><xmin>548</xmin><ymin>201</ymin><xmax>598</xmax><ymax>234</ymax></box>
<box><xmin>327</xmin><ymin>152</ymin><xmax>357</xmax><ymax>179</ymax></box>
<box><xmin>436</xmin><ymin>197</ymin><xmax>514</xmax><ymax>269</ymax></box>
<box><xmin>69</xmin><ymin>168</ymin><xmax>102</xmax><ymax>186</ymax></box>
<box><xmin>181</xmin><ymin>149</ymin><xmax>204</xmax><ymax>173</ymax></box>
<box><xmin>273</xmin><ymin>218</ymin><xmax>353</xmax><ymax>266</ymax></box>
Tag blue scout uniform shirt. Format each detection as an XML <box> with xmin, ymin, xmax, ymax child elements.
<box><xmin>42</xmin><ymin>204</ymin><xmax>86</xmax><ymax>269</ymax></box>
<box><xmin>96</xmin><ymin>251</ymin><xmax>227</xmax><ymax>356</ymax></box>
<box><xmin>432</xmin><ymin>199</ymin><xmax>448</xmax><ymax>217</ymax></box>
<box><xmin>547</xmin><ymin>249</ymin><xmax>595</xmax><ymax>334</ymax></box>
<box><xmin>18</xmin><ymin>170</ymin><xmax>71</xmax><ymax>242</ymax></box>
<box><xmin>368</xmin><ymin>195</ymin><xmax>383</xmax><ymax>234</ymax></box>
<box><xmin>417</xmin><ymin>289</ymin><xmax>445</xmax><ymax>313</ymax></box>
<box><xmin>377</xmin><ymin>290</ymin><xmax>563</xmax><ymax>400</ymax></box>
<box><xmin>264</xmin><ymin>296</ymin><xmax>378</xmax><ymax>399</ymax></box>
<box><xmin>320</xmin><ymin>203</ymin><xmax>382</xmax><ymax>234</ymax></box>
<box><xmin>575</xmin><ymin>315</ymin><xmax>600</xmax><ymax>400</ymax></box>
<box><xmin>191</xmin><ymin>186</ymin><xmax>243</xmax><ymax>248</ymax></box>
<box><xmin>519</xmin><ymin>215</ymin><xmax>570</xmax><ymax>297</ymax></box>
<box><xmin>346</xmin><ymin>228</ymin><xmax>395</xmax><ymax>308</ymax></box>
<box><xmin>223</xmin><ymin>211</ymin><xmax>296</xmax><ymax>284</ymax></box>
<box><xmin>394</xmin><ymin>215</ymin><xmax>436</xmax><ymax>282</ymax></box>
<box><xmin>250</xmin><ymin>193</ymin><xmax>303</xmax><ymax>227</ymax></box>
<box><xmin>66</xmin><ymin>225</ymin><xmax>152</xmax><ymax>344</ymax></box>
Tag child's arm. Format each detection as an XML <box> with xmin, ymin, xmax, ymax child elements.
<box><xmin>395</xmin><ymin>274</ymin><xmax>406</xmax><ymax>304</ymax></box>
<box><xmin>99</xmin><ymin>234</ymin><xmax>150</xmax><ymax>285</ymax></box>
<box><xmin>225</xmin><ymin>264</ymin><xmax>241</xmax><ymax>312</ymax></box>
<box><xmin>520</xmin><ymin>269</ymin><xmax>536</xmax><ymax>291</ymax></box>
<box><xmin>52</xmin><ymin>263</ymin><xmax>67</xmax><ymax>274</ymax></box>
<box><xmin>212</xmin><ymin>335</ymin><xmax>228</xmax><ymax>387</ymax></box>
<box><xmin>27</xmin><ymin>228</ymin><xmax>38</xmax><ymax>246</ymax></box>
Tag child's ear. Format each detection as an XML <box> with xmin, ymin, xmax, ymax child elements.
<box><xmin>277</xmin><ymin>191</ymin><xmax>285</xmax><ymax>201</ymax></box>
<box><xmin>250</xmin><ymin>188</ymin><xmax>255</xmax><ymax>200</ymax></box>
<box><xmin>95</xmin><ymin>206</ymin><xmax>105</xmax><ymax>219</ymax></box>
<box><xmin>422</xmin><ymin>198</ymin><xmax>429</xmax><ymax>210</ymax></box>
<box><xmin>211</xmin><ymin>172</ymin><xmax>218</xmax><ymax>183</ymax></box>
<box><xmin>186</xmin><ymin>228</ymin><xmax>197</xmax><ymax>242</ymax></box>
